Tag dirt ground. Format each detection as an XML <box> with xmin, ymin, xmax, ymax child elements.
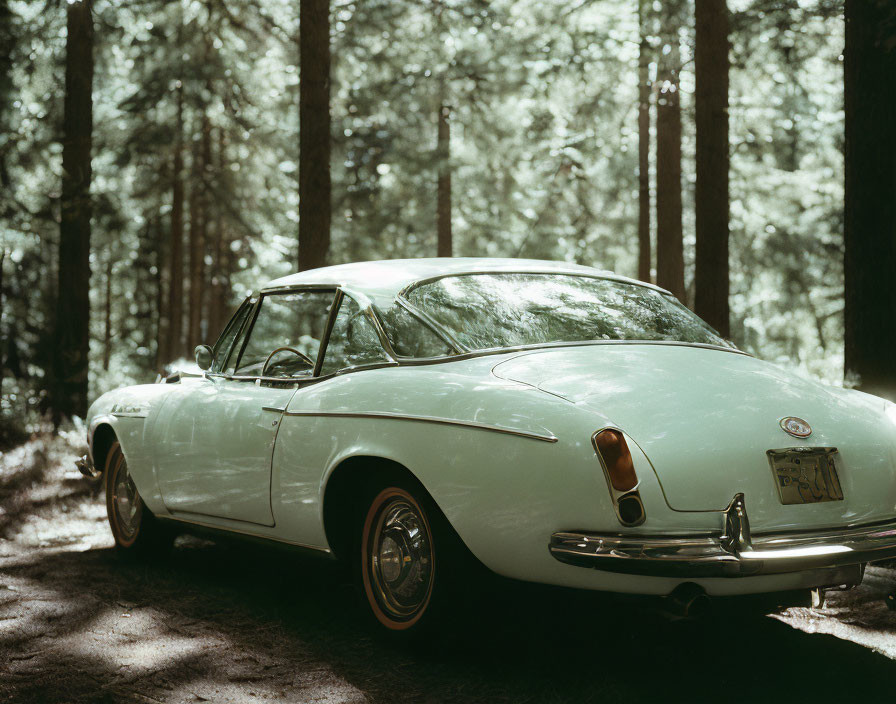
<box><xmin>2</xmin><ymin>433</ymin><xmax>896</xmax><ymax>704</ymax></box>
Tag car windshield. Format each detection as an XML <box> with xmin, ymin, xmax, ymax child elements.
<box><xmin>403</xmin><ymin>272</ymin><xmax>729</xmax><ymax>351</ymax></box>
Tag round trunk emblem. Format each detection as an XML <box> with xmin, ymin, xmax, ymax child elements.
<box><xmin>780</xmin><ymin>417</ymin><xmax>812</xmax><ymax>438</ymax></box>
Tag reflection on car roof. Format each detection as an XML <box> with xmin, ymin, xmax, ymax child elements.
<box><xmin>262</xmin><ymin>257</ymin><xmax>668</xmax><ymax>303</ymax></box>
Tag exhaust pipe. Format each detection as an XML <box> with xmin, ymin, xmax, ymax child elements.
<box><xmin>664</xmin><ymin>583</ymin><xmax>711</xmax><ymax>618</ymax></box>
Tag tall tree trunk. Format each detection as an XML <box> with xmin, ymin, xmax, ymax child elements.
<box><xmin>299</xmin><ymin>0</ymin><xmax>331</xmax><ymax>272</ymax></box>
<box><xmin>0</xmin><ymin>248</ymin><xmax>5</xmax><ymax>398</ymax></box>
<box><xmin>694</xmin><ymin>0</ymin><xmax>730</xmax><ymax>337</ymax></box>
<box><xmin>0</xmin><ymin>0</ymin><xmax>14</xmax><ymax>197</ymax></box>
<box><xmin>52</xmin><ymin>0</ymin><xmax>93</xmax><ymax>423</ymax></box>
<box><xmin>166</xmin><ymin>84</ymin><xmax>185</xmax><ymax>364</ymax></box>
<box><xmin>437</xmin><ymin>103</ymin><xmax>452</xmax><ymax>257</ymax></box>
<box><xmin>187</xmin><ymin>117</ymin><xmax>209</xmax><ymax>351</ymax></box>
<box><xmin>655</xmin><ymin>5</ymin><xmax>685</xmax><ymax>302</ymax></box>
<box><xmin>153</xmin><ymin>217</ymin><xmax>165</xmax><ymax>372</ymax></box>
<box><xmin>208</xmin><ymin>127</ymin><xmax>228</xmax><ymax>339</ymax></box>
<box><xmin>102</xmin><ymin>256</ymin><xmax>111</xmax><ymax>371</ymax></box>
<box><xmin>844</xmin><ymin>0</ymin><xmax>896</xmax><ymax>399</ymax></box>
<box><xmin>637</xmin><ymin>0</ymin><xmax>651</xmax><ymax>283</ymax></box>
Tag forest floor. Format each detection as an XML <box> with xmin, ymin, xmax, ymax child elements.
<box><xmin>2</xmin><ymin>434</ymin><xmax>896</xmax><ymax>704</ymax></box>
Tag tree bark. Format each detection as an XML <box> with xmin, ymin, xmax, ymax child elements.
<box><xmin>694</xmin><ymin>0</ymin><xmax>730</xmax><ymax>337</ymax></box>
<box><xmin>844</xmin><ymin>0</ymin><xmax>896</xmax><ymax>399</ymax></box>
<box><xmin>655</xmin><ymin>4</ymin><xmax>685</xmax><ymax>303</ymax></box>
<box><xmin>52</xmin><ymin>0</ymin><xmax>93</xmax><ymax>423</ymax></box>
<box><xmin>0</xmin><ymin>0</ymin><xmax>14</xmax><ymax>195</ymax></box>
<box><xmin>437</xmin><ymin>104</ymin><xmax>452</xmax><ymax>257</ymax></box>
<box><xmin>0</xmin><ymin>248</ymin><xmax>5</xmax><ymax>398</ymax></box>
<box><xmin>187</xmin><ymin>117</ymin><xmax>209</xmax><ymax>351</ymax></box>
<box><xmin>153</xmin><ymin>217</ymin><xmax>165</xmax><ymax>372</ymax></box>
<box><xmin>637</xmin><ymin>0</ymin><xmax>651</xmax><ymax>283</ymax></box>
<box><xmin>207</xmin><ymin>127</ymin><xmax>229</xmax><ymax>339</ymax></box>
<box><xmin>299</xmin><ymin>0</ymin><xmax>330</xmax><ymax>272</ymax></box>
<box><xmin>102</xmin><ymin>256</ymin><xmax>111</xmax><ymax>371</ymax></box>
<box><xmin>166</xmin><ymin>84</ymin><xmax>185</xmax><ymax>364</ymax></box>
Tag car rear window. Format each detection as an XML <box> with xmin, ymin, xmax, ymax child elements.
<box><xmin>403</xmin><ymin>273</ymin><xmax>729</xmax><ymax>351</ymax></box>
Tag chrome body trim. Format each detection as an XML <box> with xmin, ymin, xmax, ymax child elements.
<box><xmin>550</xmin><ymin>494</ymin><xmax>896</xmax><ymax>578</ymax></box>
<box><xmin>280</xmin><ymin>410</ymin><xmax>559</xmax><ymax>443</ymax></box>
<box><xmin>380</xmin><ymin>339</ymin><xmax>752</xmax><ymax>369</ymax></box>
<box><xmin>111</xmin><ymin>412</ymin><xmax>148</xmax><ymax>419</ymax></box>
<box><xmin>204</xmin><ymin>360</ymin><xmax>401</xmax><ymax>387</ymax></box>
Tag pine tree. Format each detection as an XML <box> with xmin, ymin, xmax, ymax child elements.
<box><xmin>437</xmin><ymin>103</ymin><xmax>452</xmax><ymax>257</ymax></box>
<box><xmin>167</xmin><ymin>83</ymin><xmax>185</xmax><ymax>362</ymax></box>
<box><xmin>655</xmin><ymin>0</ymin><xmax>685</xmax><ymax>302</ymax></box>
<box><xmin>299</xmin><ymin>0</ymin><xmax>331</xmax><ymax>271</ymax></box>
<box><xmin>637</xmin><ymin>0</ymin><xmax>652</xmax><ymax>283</ymax></box>
<box><xmin>844</xmin><ymin>0</ymin><xmax>896</xmax><ymax>399</ymax></box>
<box><xmin>52</xmin><ymin>0</ymin><xmax>94</xmax><ymax>422</ymax></box>
<box><xmin>694</xmin><ymin>0</ymin><xmax>730</xmax><ymax>337</ymax></box>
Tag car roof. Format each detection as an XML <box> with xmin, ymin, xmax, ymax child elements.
<box><xmin>261</xmin><ymin>257</ymin><xmax>668</xmax><ymax>304</ymax></box>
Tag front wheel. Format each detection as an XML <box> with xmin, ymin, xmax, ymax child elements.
<box><xmin>104</xmin><ymin>442</ymin><xmax>173</xmax><ymax>557</ymax></box>
<box><xmin>358</xmin><ymin>485</ymin><xmax>444</xmax><ymax>634</ymax></box>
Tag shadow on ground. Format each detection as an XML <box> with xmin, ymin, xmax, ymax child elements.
<box><xmin>3</xmin><ymin>536</ymin><xmax>896</xmax><ymax>704</ymax></box>
<box><xmin>1</xmin><ymin>436</ymin><xmax>895</xmax><ymax>703</ymax></box>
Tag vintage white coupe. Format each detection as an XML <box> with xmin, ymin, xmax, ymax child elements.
<box><xmin>79</xmin><ymin>258</ymin><xmax>896</xmax><ymax>631</ymax></box>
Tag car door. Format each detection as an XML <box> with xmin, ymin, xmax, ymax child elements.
<box><xmin>271</xmin><ymin>292</ymin><xmax>395</xmax><ymax>540</ymax></box>
<box><xmin>154</xmin><ymin>289</ymin><xmax>336</xmax><ymax>526</ymax></box>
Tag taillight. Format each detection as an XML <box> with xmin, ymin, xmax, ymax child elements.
<box><xmin>593</xmin><ymin>428</ymin><xmax>646</xmax><ymax>527</ymax></box>
<box><xmin>593</xmin><ymin>429</ymin><xmax>637</xmax><ymax>492</ymax></box>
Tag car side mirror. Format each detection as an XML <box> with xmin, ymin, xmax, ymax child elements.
<box><xmin>194</xmin><ymin>344</ymin><xmax>214</xmax><ymax>371</ymax></box>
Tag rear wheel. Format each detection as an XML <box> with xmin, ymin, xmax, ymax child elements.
<box><xmin>104</xmin><ymin>442</ymin><xmax>173</xmax><ymax>557</ymax></box>
<box><xmin>357</xmin><ymin>485</ymin><xmax>446</xmax><ymax>635</ymax></box>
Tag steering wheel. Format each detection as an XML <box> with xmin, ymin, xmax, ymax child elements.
<box><xmin>261</xmin><ymin>346</ymin><xmax>315</xmax><ymax>377</ymax></box>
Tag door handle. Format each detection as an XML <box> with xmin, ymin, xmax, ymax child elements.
<box><xmin>261</xmin><ymin>406</ymin><xmax>287</xmax><ymax>413</ymax></box>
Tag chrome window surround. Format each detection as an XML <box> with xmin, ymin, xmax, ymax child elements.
<box><xmin>230</xmin><ymin>287</ymin><xmax>340</xmax><ymax>378</ymax></box>
<box><xmin>392</xmin><ymin>270</ymin><xmax>744</xmax><ymax>363</ymax></box>
<box><xmin>210</xmin><ymin>297</ymin><xmax>253</xmax><ymax>373</ymax></box>
<box><xmin>256</xmin><ymin>276</ymin><xmax>747</xmax><ymax>368</ymax></box>
<box><xmin>203</xmin><ymin>285</ymin><xmax>400</xmax><ymax>388</ymax></box>
<box><xmin>592</xmin><ymin>428</ymin><xmax>646</xmax><ymax>528</ymax></box>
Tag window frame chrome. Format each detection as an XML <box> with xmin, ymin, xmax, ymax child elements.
<box><xmin>204</xmin><ymin>284</ymin><xmax>400</xmax><ymax>386</ymax></box>
<box><xmin>394</xmin><ymin>270</ymin><xmax>740</xmax><ymax>362</ymax></box>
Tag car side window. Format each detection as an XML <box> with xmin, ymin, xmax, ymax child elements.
<box><xmin>234</xmin><ymin>291</ymin><xmax>335</xmax><ymax>378</ymax></box>
<box><xmin>377</xmin><ymin>303</ymin><xmax>455</xmax><ymax>358</ymax></box>
<box><xmin>320</xmin><ymin>296</ymin><xmax>390</xmax><ymax>375</ymax></box>
<box><xmin>211</xmin><ymin>299</ymin><xmax>253</xmax><ymax>373</ymax></box>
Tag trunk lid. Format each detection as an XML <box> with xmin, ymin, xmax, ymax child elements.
<box><xmin>492</xmin><ymin>344</ymin><xmax>896</xmax><ymax>531</ymax></box>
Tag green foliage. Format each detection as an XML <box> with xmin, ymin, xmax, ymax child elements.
<box><xmin>0</xmin><ymin>0</ymin><xmax>849</xmax><ymax>425</ymax></box>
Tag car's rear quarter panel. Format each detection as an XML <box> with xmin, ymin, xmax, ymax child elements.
<box><xmin>269</xmin><ymin>359</ymin><xmax>719</xmax><ymax>594</ymax></box>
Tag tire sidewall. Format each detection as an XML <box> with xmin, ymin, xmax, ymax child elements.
<box><xmin>104</xmin><ymin>442</ymin><xmax>144</xmax><ymax>549</ymax></box>
<box><xmin>357</xmin><ymin>482</ymin><xmax>456</xmax><ymax>637</ymax></box>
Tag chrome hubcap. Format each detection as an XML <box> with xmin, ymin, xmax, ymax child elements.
<box><xmin>369</xmin><ymin>497</ymin><xmax>433</xmax><ymax>620</ymax></box>
<box><xmin>112</xmin><ymin>459</ymin><xmax>140</xmax><ymax>539</ymax></box>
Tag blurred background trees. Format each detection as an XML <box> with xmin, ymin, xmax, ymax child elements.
<box><xmin>0</xmin><ymin>0</ymin><xmax>893</xmax><ymax>428</ymax></box>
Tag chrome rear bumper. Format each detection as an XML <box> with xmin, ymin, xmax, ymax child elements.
<box><xmin>550</xmin><ymin>494</ymin><xmax>896</xmax><ymax>578</ymax></box>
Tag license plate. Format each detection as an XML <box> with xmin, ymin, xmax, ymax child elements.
<box><xmin>766</xmin><ymin>447</ymin><xmax>844</xmax><ymax>505</ymax></box>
